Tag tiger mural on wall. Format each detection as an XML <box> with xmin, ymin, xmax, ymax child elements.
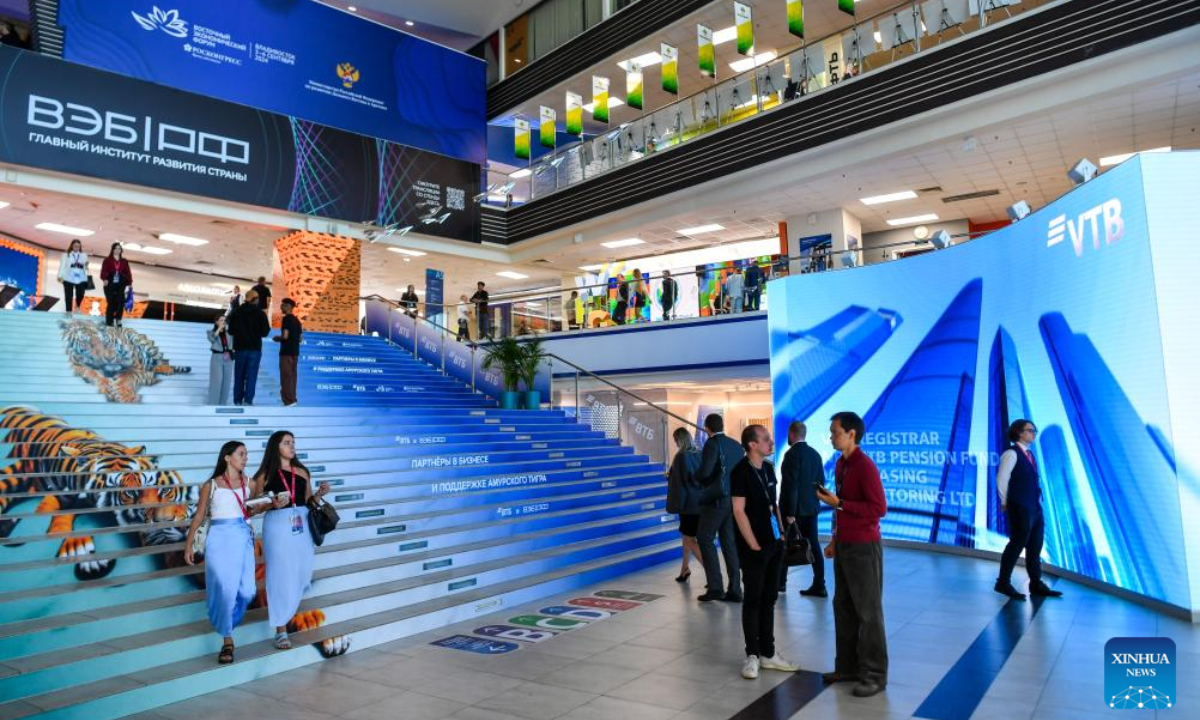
<box><xmin>0</xmin><ymin>406</ymin><xmax>193</xmax><ymax>579</ymax></box>
<box><xmin>59</xmin><ymin>319</ymin><xmax>191</xmax><ymax>403</ymax></box>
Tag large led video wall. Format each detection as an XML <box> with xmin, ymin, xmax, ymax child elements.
<box><xmin>768</xmin><ymin>153</ymin><xmax>1199</xmax><ymax>611</ymax></box>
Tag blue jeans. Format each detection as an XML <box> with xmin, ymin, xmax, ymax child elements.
<box><xmin>233</xmin><ymin>350</ymin><xmax>262</xmax><ymax>405</ymax></box>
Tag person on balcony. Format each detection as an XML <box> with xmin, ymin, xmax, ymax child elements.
<box><xmin>632</xmin><ymin>269</ymin><xmax>649</xmax><ymax>323</ymax></box>
<box><xmin>471</xmin><ymin>282</ymin><xmax>491</xmax><ymax>340</ymax></box>
<box><xmin>400</xmin><ymin>285</ymin><xmax>419</xmax><ymax>318</ymax></box>
<box><xmin>744</xmin><ymin>262</ymin><xmax>764</xmax><ymax>311</ymax></box>
<box><xmin>725</xmin><ymin>268</ymin><xmax>746</xmax><ymax>314</ymax></box>
<box><xmin>661</xmin><ymin>270</ymin><xmax>679</xmax><ymax>321</ymax></box>
<box><xmin>564</xmin><ymin>290</ymin><xmax>581</xmax><ymax>330</ymax></box>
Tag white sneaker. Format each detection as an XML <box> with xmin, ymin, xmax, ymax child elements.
<box><xmin>759</xmin><ymin>653</ymin><xmax>801</xmax><ymax>672</ymax></box>
<box><xmin>741</xmin><ymin>655</ymin><xmax>760</xmax><ymax>679</ymax></box>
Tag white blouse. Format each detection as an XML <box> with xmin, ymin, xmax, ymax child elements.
<box><xmin>58</xmin><ymin>251</ymin><xmax>89</xmax><ymax>285</ymax></box>
<box><xmin>210</xmin><ymin>483</ymin><xmax>249</xmax><ymax>520</ymax></box>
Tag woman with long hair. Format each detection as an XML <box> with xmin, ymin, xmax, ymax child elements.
<box><xmin>184</xmin><ymin>441</ymin><xmax>268</xmax><ymax>663</ymax></box>
<box><xmin>206</xmin><ymin>314</ymin><xmax>235</xmax><ymax>405</ymax></box>
<box><xmin>255</xmin><ymin>431</ymin><xmax>329</xmax><ymax>649</ymax></box>
<box><xmin>99</xmin><ymin>242</ymin><xmax>132</xmax><ymax>327</ymax></box>
<box><xmin>56</xmin><ymin>239</ymin><xmax>89</xmax><ymax>313</ymax></box>
<box><xmin>666</xmin><ymin>427</ymin><xmax>704</xmax><ymax>582</ymax></box>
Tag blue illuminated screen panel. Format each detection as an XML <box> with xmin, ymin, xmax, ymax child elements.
<box><xmin>768</xmin><ymin>155</ymin><xmax>1197</xmax><ymax>610</ymax></box>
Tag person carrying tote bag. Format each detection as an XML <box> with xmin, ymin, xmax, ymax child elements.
<box><xmin>255</xmin><ymin>431</ymin><xmax>329</xmax><ymax>650</ymax></box>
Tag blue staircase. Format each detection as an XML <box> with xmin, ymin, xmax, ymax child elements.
<box><xmin>0</xmin><ymin>311</ymin><xmax>676</xmax><ymax>720</ymax></box>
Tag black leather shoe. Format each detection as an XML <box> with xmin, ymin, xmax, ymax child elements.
<box><xmin>852</xmin><ymin>681</ymin><xmax>886</xmax><ymax>697</ymax></box>
<box><xmin>1030</xmin><ymin>583</ymin><xmax>1063</xmax><ymax>598</ymax></box>
<box><xmin>720</xmin><ymin>594</ymin><xmax>743</xmax><ymax>603</ymax></box>
<box><xmin>822</xmin><ymin>671</ymin><xmax>856</xmax><ymax>684</ymax></box>
<box><xmin>800</xmin><ymin>586</ymin><xmax>828</xmax><ymax>598</ymax></box>
<box><xmin>697</xmin><ymin>591</ymin><xmax>725</xmax><ymax>602</ymax></box>
<box><xmin>994</xmin><ymin>581</ymin><xmax>1027</xmax><ymax>600</ymax></box>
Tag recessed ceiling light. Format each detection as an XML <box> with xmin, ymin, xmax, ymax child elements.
<box><xmin>1099</xmin><ymin>146</ymin><xmax>1171</xmax><ymax>166</ymax></box>
<box><xmin>712</xmin><ymin>26</ymin><xmax>737</xmax><ymax>45</ymax></box>
<box><xmin>583</xmin><ymin>97</ymin><xmax>625</xmax><ymax>112</ymax></box>
<box><xmin>861</xmin><ymin>190</ymin><xmax>918</xmax><ymax>205</ymax></box>
<box><xmin>496</xmin><ymin>270</ymin><xmax>529</xmax><ymax>279</ymax></box>
<box><xmin>678</xmin><ymin>224</ymin><xmax>725</xmax><ymax>235</ymax></box>
<box><xmin>514</xmin><ymin>58</ymin><xmax>522</xmax><ymax>64</ymax></box>
<box><xmin>347</xmin><ymin>5</ymin><xmax>357</xmax><ymax>11</ymax></box>
<box><xmin>729</xmin><ymin>51</ymin><xmax>776</xmax><ymax>73</ymax></box>
<box><xmin>601</xmin><ymin>238</ymin><xmax>645</xmax><ymax>248</ymax></box>
<box><xmin>387</xmin><ymin>247</ymin><xmax>426</xmax><ymax>256</ymax></box>
<box><xmin>0</xmin><ymin>201</ymin><xmax>9</xmax><ymax>209</ymax></box>
<box><xmin>886</xmin><ymin>213</ymin><xmax>940</xmax><ymax>227</ymax></box>
<box><xmin>35</xmin><ymin>222</ymin><xmax>94</xmax><ymax>236</ymax></box>
<box><xmin>578</xmin><ymin>264</ymin><xmax>603</xmax><ymax>272</ymax></box>
<box><xmin>618</xmin><ymin>52</ymin><xmax>662</xmax><ymax>71</ymax></box>
<box><xmin>510</xmin><ymin>168</ymin><xmax>532</xmax><ymax>179</ymax></box>
<box><xmin>122</xmin><ymin>242</ymin><xmax>172</xmax><ymax>255</ymax></box>
<box><xmin>158</xmin><ymin>232</ymin><xmax>209</xmax><ymax>246</ymax></box>
<box><xmin>405</xmin><ymin>20</ymin><xmax>414</xmax><ymax>26</ymax></box>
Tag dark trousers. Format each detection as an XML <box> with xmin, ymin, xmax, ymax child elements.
<box><xmin>478</xmin><ymin>312</ymin><xmax>491</xmax><ymax>339</ymax></box>
<box><xmin>279</xmin><ymin>354</ymin><xmax>298</xmax><ymax>405</ymax></box>
<box><xmin>662</xmin><ymin>302</ymin><xmax>674</xmax><ymax>320</ymax></box>
<box><xmin>697</xmin><ymin>502</ymin><xmax>741</xmax><ymax>594</ymax></box>
<box><xmin>104</xmin><ymin>284</ymin><xmax>125</xmax><ymax>326</ymax></box>
<box><xmin>746</xmin><ymin>287</ymin><xmax>761</xmax><ymax>311</ymax></box>
<box><xmin>233</xmin><ymin>350</ymin><xmax>262</xmax><ymax>405</ymax></box>
<box><xmin>833</xmin><ymin>541</ymin><xmax>888</xmax><ymax>684</ymax></box>
<box><xmin>62</xmin><ymin>282</ymin><xmax>86</xmax><ymax>312</ymax></box>
<box><xmin>781</xmin><ymin>515</ymin><xmax>825</xmax><ymax>589</ymax></box>
<box><xmin>998</xmin><ymin>504</ymin><xmax>1044</xmax><ymax>585</ymax></box>
<box><xmin>613</xmin><ymin>302</ymin><xmax>627</xmax><ymax>325</ymax></box>
<box><xmin>740</xmin><ymin>540</ymin><xmax>783</xmax><ymax>658</ymax></box>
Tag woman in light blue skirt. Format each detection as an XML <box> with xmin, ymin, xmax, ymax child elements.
<box><xmin>184</xmin><ymin>441</ymin><xmax>268</xmax><ymax>664</ymax></box>
<box><xmin>256</xmin><ymin>430</ymin><xmax>329</xmax><ymax>649</ymax></box>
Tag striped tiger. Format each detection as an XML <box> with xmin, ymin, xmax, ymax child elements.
<box><xmin>0</xmin><ymin>406</ymin><xmax>193</xmax><ymax>580</ymax></box>
<box><xmin>59</xmin><ymin>319</ymin><xmax>191</xmax><ymax>403</ymax></box>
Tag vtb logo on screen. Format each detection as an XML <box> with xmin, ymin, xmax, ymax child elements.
<box><xmin>1047</xmin><ymin>199</ymin><xmax>1123</xmax><ymax>257</ymax></box>
<box><xmin>1105</xmin><ymin>637</ymin><xmax>1175</xmax><ymax>710</ymax></box>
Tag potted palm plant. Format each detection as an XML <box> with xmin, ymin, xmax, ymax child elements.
<box><xmin>518</xmin><ymin>337</ymin><xmax>548</xmax><ymax>410</ymax></box>
<box><xmin>480</xmin><ymin>337</ymin><xmax>524</xmax><ymax>409</ymax></box>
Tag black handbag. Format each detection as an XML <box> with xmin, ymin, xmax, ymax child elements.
<box><xmin>85</xmin><ymin>275</ymin><xmax>96</xmax><ymax>291</ymax></box>
<box><xmin>306</xmin><ymin>497</ymin><xmax>340</xmax><ymax>546</ymax></box>
<box><xmin>783</xmin><ymin>522</ymin><xmax>814</xmax><ymax>566</ymax></box>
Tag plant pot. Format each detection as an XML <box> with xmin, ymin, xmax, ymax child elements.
<box><xmin>522</xmin><ymin>390</ymin><xmax>541</xmax><ymax>410</ymax></box>
<box><xmin>499</xmin><ymin>391</ymin><xmax>521</xmax><ymax>409</ymax></box>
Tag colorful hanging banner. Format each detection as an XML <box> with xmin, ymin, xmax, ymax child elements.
<box><xmin>539</xmin><ymin>106</ymin><xmax>556</xmax><ymax>148</ymax></box>
<box><xmin>514</xmin><ymin>118</ymin><xmax>530</xmax><ymax>160</ymax></box>
<box><xmin>734</xmin><ymin>2</ymin><xmax>754</xmax><ymax>56</ymax></box>
<box><xmin>787</xmin><ymin>0</ymin><xmax>804</xmax><ymax>37</ymax></box>
<box><xmin>837</xmin><ymin>0</ymin><xmax>855</xmax><ymax>15</ymax></box>
<box><xmin>697</xmin><ymin>25</ymin><xmax>715</xmax><ymax>78</ymax></box>
<box><xmin>626</xmin><ymin>60</ymin><xmax>644</xmax><ymax>110</ymax></box>
<box><xmin>565</xmin><ymin>92</ymin><xmax>583</xmax><ymax>136</ymax></box>
<box><xmin>592</xmin><ymin>76</ymin><xmax>610</xmax><ymax>123</ymax></box>
<box><xmin>661</xmin><ymin>43</ymin><xmax>678</xmax><ymax>94</ymax></box>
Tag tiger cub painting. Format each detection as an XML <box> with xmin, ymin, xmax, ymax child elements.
<box><xmin>59</xmin><ymin>319</ymin><xmax>191</xmax><ymax>403</ymax></box>
<box><xmin>0</xmin><ymin>406</ymin><xmax>192</xmax><ymax>579</ymax></box>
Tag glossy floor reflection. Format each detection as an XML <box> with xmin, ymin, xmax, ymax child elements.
<box><xmin>127</xmin><ymin>547</ymin><xmax>1198</xmax><ymax>720</ymax></box>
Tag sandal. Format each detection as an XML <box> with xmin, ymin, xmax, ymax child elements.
<box><xmin>218</xmin><ymin>642</ymin><xmax>234</xmax><ymax>664</ymax></box>
<box><xmin>273</xmin><ymin>632</ymin><xmax>292</xmax><ymax>650</ymax></box>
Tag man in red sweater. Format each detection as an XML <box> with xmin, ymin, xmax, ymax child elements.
<box><xmin>816</xmin><ymin>411</ymin><xmax>888</xmax><ymax>698</ymax></box>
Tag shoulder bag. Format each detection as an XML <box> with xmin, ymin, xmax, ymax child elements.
<box><xmin>306</xmin><ymin>495</ymin><xmax>340</xmax><ymax>546</ymax></box>
<box><xmin>191</xmin><ymin>480</ymin><xmax>217</xmax><ymax>556</ymax></box>
<box><xmin>784</xmin><ymin>522</ymin><xmax>814</xmax><ymax>566</ymax></box>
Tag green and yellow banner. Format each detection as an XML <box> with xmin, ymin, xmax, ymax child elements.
<box><xmin>626</xmin><ymin>60</ymin><xmax>643</xmax><ymax>110</ymax></box>
<box><xmin>661</xmin><ymin>43</ymin><xmax>678</xmax><ymax>94</ymax></box>
<box><xmin>787</xmin><ymin>0</ymin><xmax>804</xmax><ymax>37</ymax></box>
<box><xmin>539</xmin><ymin>106</ymin><xmax>556</xmax><ymax>149</ymax></box>
<box><xmin>837</xmin><ymin>0</ymin><xmax>855</xmax><ymax>15</ymax></box>
<box><xmin>565</xmin><ymin>92</ymin><xmax>583</xmax><ymax>136</ymax></box>
<box><xmin>697</xmin><ymin>25</ymin><xmax>715</xmax><ymax>78</ymax></box>
<box><xmin>514</xmin><ymin>118</ymin><xmax>530</xmax><ymax>160</ymax></box>
<box><xmin>592</xmin><ymin>76</ymin><xmax>609</xmax><ymax>123</ymax></box>
<box><xmin>734</xmin><ymin>2</ymin><xmax>753</xmax><ymax>56</ymax></box>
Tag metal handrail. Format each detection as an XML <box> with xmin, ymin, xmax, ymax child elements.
<box><xmin>544</xmin><ymin>351</ymin><xmax>701</xmax><ymax>432</ymax></box>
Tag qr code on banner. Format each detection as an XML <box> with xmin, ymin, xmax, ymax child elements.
<box><xmin>446</xmin><ymin>187</ymin><xmax>465</xmax><ymax>211</ymax></box>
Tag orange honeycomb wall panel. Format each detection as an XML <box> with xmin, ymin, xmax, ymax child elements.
<box><xmin>274</xmin><ymin>232</ymin><xmax>361</xmax><ymax>334</ymax></box>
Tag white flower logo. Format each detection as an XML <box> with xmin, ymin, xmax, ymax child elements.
<box><xmin>131</xmin><ymin>6</ymin><xmax>188</xmax><ymax>38</ymax></box>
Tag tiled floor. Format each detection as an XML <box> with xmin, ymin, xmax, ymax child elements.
<box><xmin>130</xmin><ymin>547</ymin><xmax>1198</xmax><ymax>720</ymax></box>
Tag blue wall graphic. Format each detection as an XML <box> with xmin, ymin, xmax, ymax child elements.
<box><xmin>768</xmin><ymin>153</ymin><xmax>1199</xmax><ymax>610</ymax></box>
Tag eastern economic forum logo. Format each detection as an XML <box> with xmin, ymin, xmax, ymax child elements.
<box><xmin>1105</xmin><ymin>637</ymin><xmax>1176</xmax><ymax>710</ymax></box>
<box><xmin>131</xmin><ymin>6</ymin><xmax>188</xmax><ymax>38</ymax></box>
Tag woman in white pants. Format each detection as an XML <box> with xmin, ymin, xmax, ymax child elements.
<box><xmin>207</xmin><ymin>314</ymin><xmax>234</xmax><ymax>405</ymax></box>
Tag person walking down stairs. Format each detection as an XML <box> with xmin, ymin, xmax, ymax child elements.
<box><xmin>228</xmin><ymin>290</ymin><xmax>270</xmax><ymax>406</ymax></box>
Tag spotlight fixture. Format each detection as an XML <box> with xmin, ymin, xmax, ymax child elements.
<box><xmin>1067</xmin><ymin>158</ymin><xmax>1097</xmax><ymax>186</ymax></box>
<box><xmin>1007</xmin><ymin>200</ymin><xmax>1031</xmax><ymax>222</ymax></box>
<box><xmin>498</xmin><ymin>181</ymin><xmax>516</xmax><ymax>195</ymax></box>
<box><xmin>930</xmin><ymin>230</ymin><xmax>953</xmax><ymax>249</ymax></box>
<box><xmin>509</xmin><ymin>168</ymin><xmax>531</xmax><ymax>179</ymax></box>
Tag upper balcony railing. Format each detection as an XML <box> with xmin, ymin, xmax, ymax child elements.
<box><xmin>488</xmin><ymin>0</ymin><xmax>1055</xmax><ymax>205</ymax></box>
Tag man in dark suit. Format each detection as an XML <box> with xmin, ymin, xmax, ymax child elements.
<box><xmin>695</xmin><ymin>413</ymin><xmax>746</xmax><ymax>602</ymax></box>
<box><xmin>995</xmin><ymin>418</ymin><xmax>1063</xmax><ymax>600</ymax></box>
<box><xmin>779</xmin><ymin>420</ymin><xmax>827</xmax><ymax>597</ymax></box>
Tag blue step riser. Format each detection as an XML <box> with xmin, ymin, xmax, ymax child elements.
<box><xmin>0</xmin><ymin>516</ymin><xmax>676</xmax><ymax>661</ymax></box>
<box><xmin>0</xmin><ymin>530</ymin><xmax>675</xmax><ymax>703</ymax></box>
<box><xmin>29</xmin><ymin>545</ymin><xmax>677</xmax><ymax>720</ymax></box>
<box><xmin>0</xmin><ymin>394</ymin><xmax>494</xmax><ymax>407</ymax></box>
<box><xmin>0</xmin><ymin>429</ymin><xmax>598</xmax><ymax>451</ymax></box>
<box><xmin>0</xmin><ymin>502</ymin><xmax>669</xmax><ymax>624</ymax></box>
<box><xmin>4</xmin><ymin>404</ymin><xmax>565</xmax><ymax>419</ymax></box>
